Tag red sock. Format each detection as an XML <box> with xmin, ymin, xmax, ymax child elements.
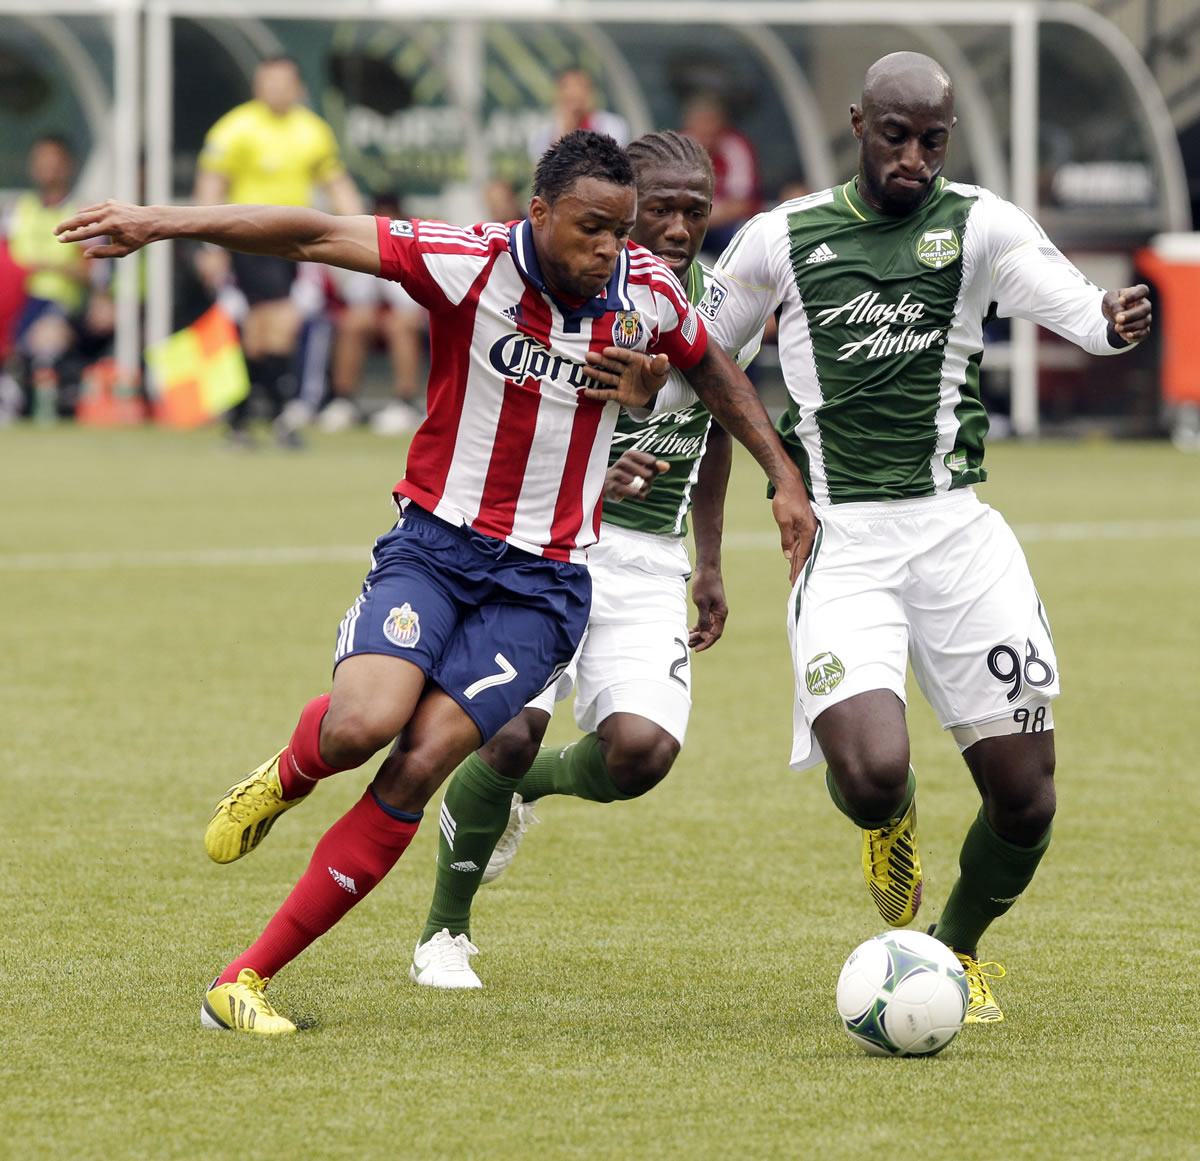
<box><xmin>279</xmin><ymin>694</ymin><xmax>341</xmax><ymax>799</ymax></box>
<box><xmin>218</xmin><ymin>788</ymin><xmax>420</xmax><ymax>985</ymax></box>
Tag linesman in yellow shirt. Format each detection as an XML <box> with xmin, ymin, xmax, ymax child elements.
<box><xmin>195</xmin><ymin>55</ymin><xmax>362</xmax><ymax>447</ymax></box>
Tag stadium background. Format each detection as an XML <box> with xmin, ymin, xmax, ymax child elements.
<box><xmin>2</xmin><ymin>0</ymin><xmax>1199</xmax><ymax>436</ymax></box>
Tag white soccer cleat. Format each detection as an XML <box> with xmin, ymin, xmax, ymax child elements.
<box><xmin>316</xmin><ymin>396</ymin><xmax>362</xmax><ymax>433</ymax></box>
<box><xmin>409</xmin><ymin>929</ymin><xmax>483</xmax><ymax>989</ymax></box>
<box><xmin>481</xmin><ymin>795</ymin><xmax>540</xmax><ymax>885</ymax></box>
<box><xmin>370</xmin><ymin>400</ymin><xmax>424</xmax><ymax>436</ymax></box>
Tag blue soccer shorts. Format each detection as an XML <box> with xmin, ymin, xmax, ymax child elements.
<box><xmin>333</xmin><ymin>506</ymin><xmax>591</xmax><ymax>741</ymax></box>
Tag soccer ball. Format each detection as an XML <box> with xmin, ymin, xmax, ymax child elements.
<box><xmin>836</xmin><ymin>930</ymin><xmax>969</xmax><ymax>1057</ymax></box>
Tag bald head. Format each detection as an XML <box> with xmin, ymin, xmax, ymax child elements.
<box><xmin>862</xmin><ymin>52</ymin><xmax>954</xmax><ymax>122</ymax></box>
<box><xmin>850</xmin><ymin>53</ymin><xmax>956</xmax><ymax>216</ymax></box>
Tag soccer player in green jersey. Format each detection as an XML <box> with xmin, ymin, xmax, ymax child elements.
<box><xmin>408</xmin><ymin>131</ymin><xmax>756</xmax><ymax>987</ymax></box>
<box><xmin>702</xmin><ymin>52</ymin><xmax>1152</xmax><ymax>1022</ymax></box>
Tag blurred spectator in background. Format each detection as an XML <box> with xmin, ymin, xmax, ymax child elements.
<box><xmin>483</xmin><ymin>176</ymin><xmax>523</xmax><ymax>224</ymax></box>
<box><xmin>527</xmin><ymin>68</ymin><xmax>629</xmax><ymax>161</ymax></box>
<box><xmin>319</xmin><ymin>195</ymin><xmax>428</xmax><ymax>436</ymax></box>
<box><xmin>195</xmin><ymin>55</ymin><xmax>363</xmax><ymax>448</ymax></box>
<box><xmin>680</xmin><ymin>93</ymin><xmax>761</xmax><ymax>256</ymax></box>
<box><xmin>776</xmin><ymin>171</ymin><xmax>812</xmax><ymax>206</ymax></box>
<box><xmin>3</xmin><ymin>135</ymin><xmax>89</xmax><ymax>422</ymax></box>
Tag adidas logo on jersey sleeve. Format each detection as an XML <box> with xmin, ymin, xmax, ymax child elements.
<box><xmin>805</xmin><ymin>242</ymin><xmax>838</xmax><ymax>265</ymax></box>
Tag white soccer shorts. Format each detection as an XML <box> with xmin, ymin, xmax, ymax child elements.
<box><xmin>786</xmin><ymin>489</ymin><xmax>1059</xmax><ymax>770</ymax></box>
<box><xmin>527</xmin><ymin>523</ymin><xmax>694</xmax><ymax>744</ymax></box>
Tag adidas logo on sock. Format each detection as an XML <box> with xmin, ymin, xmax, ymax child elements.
<box><xmin>450</xmin><ymin>860</ymin><xmax>480</xmax><ymax>872</ymax></box>
<box><xmin>328</xmin><ymin>866</ymin><xmax>358</xmax><ymax>894</ymax></box>
<box><xmin>805</xmin><ymin>242</ymin><xmax>837</xmax><ymax>265</ymax></box>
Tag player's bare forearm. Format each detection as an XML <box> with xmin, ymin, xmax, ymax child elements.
<box><xmin>690</xmin><ymin>422</ymin><xmax>731</xmax><ymax>574</ymax></box>
<box><xmin>683</xmin><ymin>343</ymin><xmax>816</xmax><ymax>580</ymax></box>
<box><xmin>682</xmin><ymin>344</ymin><xmax>794</xmax><ymax>492</ymax></box>
<box><xmin>55</xmin><ymin>201</ymin><xmax>382</xmax><ymax>274</ymax></box>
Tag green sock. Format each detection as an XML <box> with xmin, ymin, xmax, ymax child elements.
<box><xmin>824</xmin><ymin>766</ymin><xmax>916</xmax><ymax>829</ymax></box>
<box><xmin>419</xmin><ymin>753</ymin><xmax>516</xmax><ymax>944</ymax></box>
<box><xmin>933</xmin><ymin>808</ymin><xmax>1052</xmax><ymax>954</ymax></box>
<box><xmin>513</xmin><ymin>733</ymin><xmax>633</xmax><ymax>803</ymax></box>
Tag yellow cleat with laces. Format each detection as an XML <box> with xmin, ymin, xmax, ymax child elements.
<box><xmin>953</xmin><ymin>951</ymin><xmax>1007</xmax><ymax>1023</ymax></box>
<box><xmin>861</xmin><ymin>798</ymin><xmax>924</xmax><ymax>927</ymax></box>
<box><xmin>200</xmin><ymin>969</ymin><xmax>296</xmax><ymax>1034</ymax></box>
<box><xmin>204</xmin><ymin>748</ymin><xmax>310</xmax><ymax>864</ymax></box>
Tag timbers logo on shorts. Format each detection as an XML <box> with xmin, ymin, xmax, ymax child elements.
<box><xmin>806</xmin><ymin>652</ymin><xmax>845</xmax><ymax>695</ymax></box>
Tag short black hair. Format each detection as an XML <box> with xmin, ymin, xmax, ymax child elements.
<box><xmin>626</xmin><ymin>130</ymin><xmax>713</xmax><ymax>194</ymax></box>
<box><xmin>532</xmin><ymin>129</ymin><xmax>635</xmax><ymax>204</ymax></box>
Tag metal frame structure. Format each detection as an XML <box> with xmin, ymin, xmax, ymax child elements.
<box><xmin>3</xmin><ymin>0</ymin><xmax>1191</xmax><ymax>434</ymax></box>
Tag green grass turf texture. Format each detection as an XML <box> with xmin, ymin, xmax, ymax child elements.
<box><xmin>2</xmin><ymin>426</ymin><xmax>1198</xmax><ymax>1161</ymax></box>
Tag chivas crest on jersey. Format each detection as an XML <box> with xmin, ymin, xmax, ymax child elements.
<box><xmin>612</xmin><ymin>310</ymin><xmax>643</xmax><ymax>348</ymax></box>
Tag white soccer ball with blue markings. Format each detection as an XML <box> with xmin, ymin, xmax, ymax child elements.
<box><xmin>836</xmin><ymin>930</ymin><xmax>969</xmax><ymax>1057</ymax></box>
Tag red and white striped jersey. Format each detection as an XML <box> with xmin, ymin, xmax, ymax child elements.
<box><xmin>375</xmin><ymin>215</ymin><xmax>707</xmax><ymax>562</ymax></box>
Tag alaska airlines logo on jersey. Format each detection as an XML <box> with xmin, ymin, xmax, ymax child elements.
<box><xmin>383</xmin><ymin>602</ymin><xmax>421</xmax><ymax>648</ymax></box>
<box><xmin>612</xmin><ymin>310</ymin><xmax>643</xmax><ymax>348</ymax></box>
<box><xmin>815</xmin><ymin>291</ymin><xmax>944</xmax><ymax>363</ymax></box>
<box><xmin>806</xmin><ymin>652</ymin><xmax>845</xmax><ymax>696</ymax></box>
<box><xmin>697</xmin><ymin>281</ymin><xmax>727</xmax><ymax>321</ymax></box>
<box><xmin>610</xmin><ymin>406</ymin><xmax>707</xmax><ymax>459</ymax></box>
<box><xmin>488</xmin><ymin>332</ymin><xmax>593</xmax><ymax>391</ymax></box>
<box><xmin>916</xmin><ymin>228</ymin><xmax>960</xmax><ymax>270</ymax></box>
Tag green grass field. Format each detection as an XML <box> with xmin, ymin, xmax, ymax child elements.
<box><xmin>2</xmin><ymin>426</ymin><xmax>1198</xmax><ymax>1161</ymax></box>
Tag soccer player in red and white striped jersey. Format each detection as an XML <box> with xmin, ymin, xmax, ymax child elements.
<box><xmin>58</xmin><ymin>131</ymin><xmax>815</xmax><ymax>1032</ymax></box>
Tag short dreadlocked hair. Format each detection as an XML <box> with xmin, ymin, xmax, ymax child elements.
<box><xmin>532</xmin><ymin>129</ymin><xmax>635</xmax><ymax>203</ymax></box>
<box><xmin>626</xmin><ymin>130</ymin><xmax>714</xmax><ymax>197</ymax></box>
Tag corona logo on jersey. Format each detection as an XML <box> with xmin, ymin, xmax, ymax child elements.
<box><xmin>612</xmin><ymin>310</ymin><xmax>643</xmax><ymax>348</ymax></box>
<box><xmin>383</xmin><ymin>603</ymin><xmax>421</xmax><ymax>648</ymax></box>
<box><xmin>488</xmin><ymin>332</ymin><xmax>597</xmax><ymax>391</ymax></box>
<box><xmin>916</xmin><ymin>227</ymin><xmax>961</xmax><ymax>270</ymax></box>
<box><xmin>806</xmin><ymin>652</ymin><xmax>845</xmax><ymax>696</ymax></box>
<box><xmin>815</xmin><ymin>291</ymin><xmax>945</xmax><ymax>363</ymax></box>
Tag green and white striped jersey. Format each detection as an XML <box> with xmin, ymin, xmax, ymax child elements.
<box><xmin>603</xmin><ymin>259</ymin><xmax>757</xmax><ymax>537</ymax></box>
<box><xmin>702</xmin><ymin>178</ymin><xmax>1128</xmax><ymax>505</ymax></box>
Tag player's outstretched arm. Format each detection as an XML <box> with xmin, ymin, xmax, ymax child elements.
<box><xmin>1102</xmin><ymin>284</ymin><xmax>1152</xmax><ymax>347</ymax></box>
<box><xmin>682</xmin><ymin>342</ymin><xmax>816</xmax><ymax>582</ymax></box>
<box><xmin>55</xmin><ymin>201</ymin><xmax>382</xmax><ymax>275</ymax></box>
<box><xmin>688</xmin><ymin>423</ymin><xmax>731</xmax><ymax>651</ymax></box>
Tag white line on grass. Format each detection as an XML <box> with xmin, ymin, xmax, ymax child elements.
<box><xmin>0</xmin><ymin>545</ymin><xmax>369</xmax><ymax>571</ymax></box>
<box><xmin>2</xmin><ymin>518</ymin><xmax>1199</xmax><ymax>572</ymax></box>
<box><xmin>723</xmin><ymin>517</ymin><xmax>1200</xmax><ymax>550</ymax></box>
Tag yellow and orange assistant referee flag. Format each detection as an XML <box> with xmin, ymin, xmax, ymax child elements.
<box><xmin>144</xmin><ymin>304</ymin><xmax>249</xmax><ymax>428</ymax></box>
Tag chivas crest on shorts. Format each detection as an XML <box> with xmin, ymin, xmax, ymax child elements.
<box><xmin>612</xmin><ymin>310</ymin><xmax>643</xmax><ymax>348</ymax></box>
<box><xmin>383</xmin><ymin>602</ymin><xmax>421</xmax><ymax>648</ymax></box>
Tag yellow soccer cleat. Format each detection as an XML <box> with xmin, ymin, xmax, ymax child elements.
<box><xmin>861</xmin><ymin>799</ymin><xmax>924</xmax><ymax>927</ymax></box>
<box><xmin>204</xmin><ymin>748</ymin><xmax>310</xmax><ymax>864</ymax></box>
<box><xmin>201</xmin><ymin>969</ymin><xmax>296</xmax><ymax>1034</ymax></box>
<box><xmin>954</xmin><ymin>951</ymin><xmax>1007</xmax><ymax>1023</ymax></box>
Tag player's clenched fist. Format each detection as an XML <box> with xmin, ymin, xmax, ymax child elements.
<box><xmin>1101</xmin><ymin>284</ymin><xmax>1152</xmax><ymax>346</ymax></box>
<box><xmin>604</xmin><ymin>450</ymin><xmax>669</xmax><ymax>502</ymax></box>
